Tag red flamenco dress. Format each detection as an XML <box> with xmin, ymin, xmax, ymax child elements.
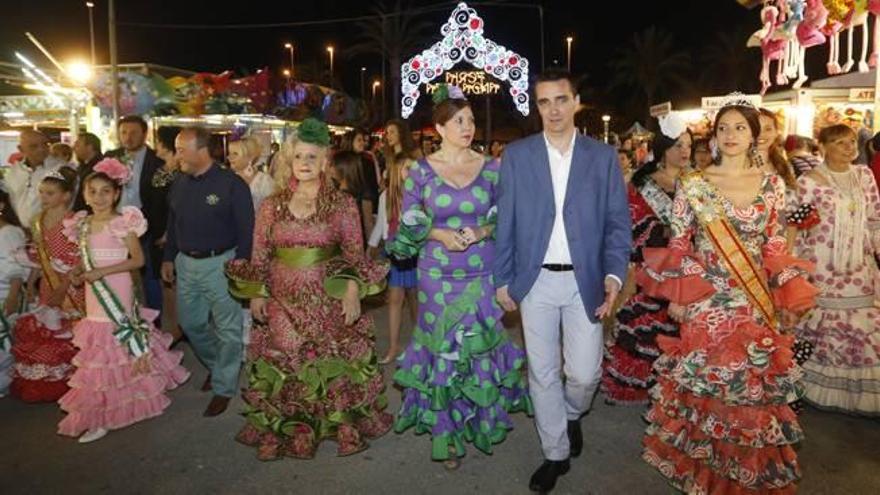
<box><xmin>10</xmin><ymin>213</ymin><xmax>85</xmax><ymax>402</ymax></box>
<box><xmin>603</xmin><ymin>179</ymin><xmax>679</xmax><ymax>405</ymax></box>
<box><xmin>637</xmin><ymin>172</ymin><xmax>817</xmax><ymax>494</ymax></box>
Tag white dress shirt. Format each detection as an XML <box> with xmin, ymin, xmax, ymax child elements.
<box><xmin>541</xmin><ymin>131</ymin><xmax>621</xmax><ymax>288</ymax></box>
<box><xmin>542</xmin><ymin>131</ymin><xmax>577</xmax><ymax>265</ymax></box>
<box><xmin>119</xmin><ymin>146</ymin><xmax>146</xmax><ymax>209</ymax></box>
<box><xmin>2</xmin><ymin>157</ymin><xmax>64</xmax><ymax>227</ymax></box>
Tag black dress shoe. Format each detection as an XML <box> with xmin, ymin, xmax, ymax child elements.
<box><xmin>203</xmin><ymin>395</ymin><xmax>230</xmax><ymax>417</ymax></box>
<box><xmin>568</xmin><ymin>420</ymin><xmax>583</xmax><ymax>458</ymax></box>
<box><xmin>529</xmin><ymin>459</ymin><xmax>570</xmax><ymax>493</ymax></box>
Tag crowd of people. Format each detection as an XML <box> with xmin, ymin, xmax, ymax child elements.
<box><xmin>1</xmin><ymin>68</ymin><xmax>878</xmax><ymax>494</ymax></box>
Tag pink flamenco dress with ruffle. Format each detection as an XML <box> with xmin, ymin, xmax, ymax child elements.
<box><xmin>57</xmin><ymin>207</ymin><xmax>189</xmax><ymax>438</ymax></box>
<box><xmin>636</xmin><ymin>173</ymin><xmax>818</xmax><ymax>495</ymax></box>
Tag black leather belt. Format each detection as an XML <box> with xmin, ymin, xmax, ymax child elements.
<box><xmin>183</xmin><ymin>248</ymin><xmax>232</xmax><ymax>259</ymax></box>
<box><xmin>542</xmin><ymin>263</ymin><xmax>574</xmax><ymax>272</ymax></box>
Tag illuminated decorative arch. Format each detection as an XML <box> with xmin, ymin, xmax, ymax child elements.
<box><xmin>400</xmin><ymin>2</ymin><xmax>530</xmax><ymax>119</ymax></box>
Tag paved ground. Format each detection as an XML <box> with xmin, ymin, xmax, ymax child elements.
<box><xmin>2</xmin><ymin>305</ymin><xmax>879</xmax><ymax>495</ymax></box>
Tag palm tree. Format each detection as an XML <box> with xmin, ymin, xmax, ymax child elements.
<box><xmin>700</xmin><ymin>27</ymin><xmax>762</xmax><ymax>95</ymax></box>
<box><xmin>607</xmin><ymin>26</ymin><xmax>691</xmax><ymax>124</ymax></box>
<box><xmin>347</xmin><ymin>0</ymin><xmax>435</xmax><ymax>120</ymax></box>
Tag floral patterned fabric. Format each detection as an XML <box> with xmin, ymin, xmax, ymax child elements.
<box><xmin>638</xmin><ymin>172</ymin><xmax>816</xmax><ymax>494</ymax></box>
<box><xmin>792</xmin><ymin>166</ymin><xmax>880</xmax><ymax>416</ymax></box>
<box><xmin>603</xmin><ymin>179</ymin><xmax>679</xmax><ymax>406</ymax></box>
<box><xmin>231</xmin><ymin>187</ymin><xmax>393</xmax><ymax>460</ymax></box>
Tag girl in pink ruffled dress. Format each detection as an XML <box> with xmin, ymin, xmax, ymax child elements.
<box><xmin>57</xmin><ymin>158</ymin><xmax>189</xmax><ymax>443</ymax></box>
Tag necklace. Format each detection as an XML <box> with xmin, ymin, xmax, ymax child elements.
<box><xmin>822</xmin><ymin>164</ymin><xmax>858</xmax><ymax>213</ymax></box>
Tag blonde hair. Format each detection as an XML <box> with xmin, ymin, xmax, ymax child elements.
<box><xmin>272</xmin><ymin>133</ymin><xmax>329</xmax><ymax>190</ymax></box>
<box><xmin>228</xmin><ymin>137</ymin><xmax>262</xmax><ymax>164</ymax></box>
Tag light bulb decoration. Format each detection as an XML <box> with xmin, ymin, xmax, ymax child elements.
<box><xmin>400</xmin><ymin>1</ymin><xmax>530</xmax><ymax>118</ymax></box>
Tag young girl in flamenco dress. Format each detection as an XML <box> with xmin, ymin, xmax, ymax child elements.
<box><xmin>10</xmin><ymin>168</ymin><xmax>84</xmax><ymax>402</ymax></box>
<box><xmin>57</xmin><ymin>159</ymin><xmax>189</xmax><ymax>443</ymax></box>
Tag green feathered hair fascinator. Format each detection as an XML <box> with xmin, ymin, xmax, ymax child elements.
<box><xmin>297</xmin><ymin>118</ymin><xmax>331</xmax><ymax>147</ymax></box>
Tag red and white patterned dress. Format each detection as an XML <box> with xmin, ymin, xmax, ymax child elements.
<box><xmin>638</xmin><ymin>172</ymin><xmax>816</xmax><ymax>494</ymax></box>
<box><xmin>603</xmin><ymin>179</ymin><xmax>678</xmax><ymax>405</ymax></box>
<box><xmin>10</xmin><ymin>214</ymin><xmax>84</xmax><ymax>403</ymax></box>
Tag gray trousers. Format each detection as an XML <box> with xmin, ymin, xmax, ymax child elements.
<box><xmin>520</xmin><ymin>270</ymin><xmax>604</xmax><ymax>461</ymax></box>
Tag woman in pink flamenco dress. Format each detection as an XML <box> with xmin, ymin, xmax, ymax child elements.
<box><xmin>57</xmin><ymin>159</ymin><xmax>189</xmax><ymax>443</ymax></box>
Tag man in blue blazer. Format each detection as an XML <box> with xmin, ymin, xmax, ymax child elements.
<box><xmin>494</xmin><ymin>69</ymin><xmax>631</xmax><ymax>493</ymax></box>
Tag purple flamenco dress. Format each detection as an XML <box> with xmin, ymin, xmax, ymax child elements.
<box><xmin>389</xmin><ymin>158</ymin><xmax>532</xmax><ymax>461</ymax></box>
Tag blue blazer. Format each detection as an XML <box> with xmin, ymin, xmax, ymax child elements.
<box><xmin>493</xmin><ymin>132</ymin><xmax>632</xmax><ymax>322</ymax></box>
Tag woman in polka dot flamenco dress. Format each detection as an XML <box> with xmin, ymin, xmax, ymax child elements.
<box><xmin>388</xmin><ymin>85</ymin><xmax>532</xmax><ymax>469</ymax></box>
<box><xmin>791</xmin><ymin>124</ymin><xmax>880</xmax><ymax>416</ymax></box>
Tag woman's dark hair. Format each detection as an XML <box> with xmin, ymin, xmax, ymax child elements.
<box><xmin>41</xmin><ymin>166</ymin><xmax>78</xmax><ymax>193</ymax></box>
<box><xmin>83</xmin><ymin>171</ymin><xmax>123</xmax><ymax>208</ymax></box>
<box><xmin>384</xmin><ymin>119</ymin><xmax>419</xmax><ymax>160</ymax></box>
<box><xmin>340</xmin><ymin>128</ymin><xmax>369</xmax><ymax>151</ymax></box>
<box><xmin>0</xmin><ymin>190</ymin><xmax>22</xmax><ymax>227</ymax></box>
<box><xmin>631</xmin><ymin>130</ymin><xmax>692</xmax><ymax>188</ymax></box>
<box><xmin>156</xmin><ymin>126</ymin><xmax>181</xmax><ymax>153</ymax></box>
<box><xmin>693</xmin><ymin>137</ymin><xmax>711</xmax><ymax>152</ymax></box>
<box><xmin>331</xmin><ymin>150</ymin><xmax>366</xmax><ymax>199</ymax></box>
<box><xmin>713</xmin><ymin>105</ymin><xmax>761</xmax><ymax>142</ymax></box>
<box><xmin>433</xmin><ymin>98</ymin><xmax>471</xmax><ymax>126</ymax></box>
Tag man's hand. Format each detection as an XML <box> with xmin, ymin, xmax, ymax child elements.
<box><xmin>160</xmin><ymin>261</ymin><xmax>175</xmax><ymax>284</ymax></box>
<box><xmin>594</xmin><ymin>276</ymin><xmax>621</xmax><ymax>319</ymax></box>
<box><xmin>495</xmin><ymin>285</ymin><xmax>517</xmax><ymax>312</ymax></box>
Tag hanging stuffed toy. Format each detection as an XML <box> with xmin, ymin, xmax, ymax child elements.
<box><xmin>838</xmin><ymin>1</ymin><xmax>871</xmax><ymax>73</ymax></box>
<box><xmin>794</xmin><ymin>0</ymin><xmax>829</xmax><ymax>87</ymax></box>
<box><xmin>823</xmin><ymin>0</ymin><xmax>851</xmax><ymax>74</ymax></box>
<box><xmin>781</xmin><ymin>0</ymin><xmax>807</xmax><ymax>80</ymax></box>
<box><xmin>749</xmin><ymin>1</ymin><xmax>788</xmax><ymax>94</ymax></box>
<box><xmin>868</xmin><ymin>0</ymin><xmax>880</xmax><ymax>67</ymax></box>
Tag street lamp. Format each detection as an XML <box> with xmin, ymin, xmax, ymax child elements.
<box><xmin>67</xmin><ymin>60</ymin><xmax>94</xmax><ymax>84</ymax></box>
<box><xmin>566</xmin><ymin>36</ymin><xmax>573</xmax><ymax>72</ymax></box>
<box><xmin>372</xmin><ymin>80</ymin><xmax>381</xmax><ymax>99</ymax></box>
<box><xmin>284</xmin><ymin>42</ymin><xmax>294</xmax><ymax>77</ymax></box>
<box><xmin>283</xmin><ymin>68</ymin><xmax>291</xmax><ymax>89</ymax></box>
<box><xmin>360</xmin><ymin>67</ymin><xmax>366</xmax><ymax>98</ymax></box>
<box><xmin>326</xmin><ymin>46</ymin><xmax>335</xmax><ymax>87</ymax></box>
<box><xmin>86</xmin><ymin>2</ymin><xmax>96</xmax><ymax>65</ymax></box>
<box><xmin>601</xmin><ymin>114</ymin><xmax>611</xmax><ymax>144</ymax></box>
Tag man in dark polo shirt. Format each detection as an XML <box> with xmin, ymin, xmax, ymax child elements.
<box><xmin>161</xmin><ymin>127</ymin><xmax>255</xmax><ymax>417</ymax></box>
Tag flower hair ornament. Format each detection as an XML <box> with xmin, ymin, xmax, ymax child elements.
<box><xmin>93</xmin><ymin>157</ymin><xmax>133</xmax><ymax>185</ymax></box>
<box><xmin>432</xmin><ymin>83</ymin><xmax>467</xmax><ymax>105</ymax></box>
<box><xmin>296</xmin><ymin>117</ymin><xmax>331</xmax><ymax>147</ymax></box>
<box><xmin>657</xmin><ymin>112</ymin><xmax>689</xmax><ymax>140</ymax></box>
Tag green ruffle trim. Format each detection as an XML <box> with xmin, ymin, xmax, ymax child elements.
<box><xmin>392</xmin><ymin>278</ymin><xmax>533</xmax><ymax>459</ymax></box>
<box><xmin>387</xmin><ymin>209</ymin><xmax>431</xmax><ymax>259</ymax></box>
<box><xmin>324</xmin><ymin>268</ymin><xmax>387</xmax><ymax>300</ymax></box>
<box><xmin>225</xmin><ymin>259</ymin><xmax>270</xmax><ymax>300</ymax></box>
<box><xmin>243</xmin><ymin>355</ymin><xmax>387</xmax><ymax>440</ymax></box>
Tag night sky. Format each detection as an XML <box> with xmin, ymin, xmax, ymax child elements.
<box><xmin>4</xmin><ymin>0</ymin><xmax>763</xmax><ymax>130</ymax></box>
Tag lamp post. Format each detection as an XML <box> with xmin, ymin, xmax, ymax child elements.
<box><xmin>602</xmin><ymin>114</ymin><xmax>611</xmax><ymax>144</ymax></box>
<box><xmin>283</xmin><ymin>68</ymin><xmax>291</xmax><ymax>90</ymax></box>
<box><xmin>360</xmin><ymin>67</ymin><xmax>366</xmax><ymax>98</ymax></box>
<box><xmin>566</xmin><ymin>36</ymin><xmax>573</xmax><ymax>72</ymax></box>
<box><xmin>326</xmin><ymin>46</ymin><xmax>335</xmax><ymax>87</ymax></box>
<box><xmin>284</xmin><ymin>42</ymin><xmax>294</xmax><ymax>77</ymax></box>
<box><xmin>372</xmin><ymin>80</ymin><xmax>381</xmax><ymax>100</ymax></box>
<box><xmin>86</xmin><ymin>2</ymin><xmax>96</xmax><ymax>65</ymax></box>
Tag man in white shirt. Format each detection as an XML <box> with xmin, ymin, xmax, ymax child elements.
<box><xmin>106</xmin><ymin>115</ymin><xmax>165</xmax><ymax>311</ymax></box>
<box><xmin>494</xmin><ymin>70</ymin><xmax>631</xmax><ymax>493</ymax></box>
<box><xmin>3</xmin><ymin>129</ymin><xmax>64</xmax><ymax>227</ymax></box>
